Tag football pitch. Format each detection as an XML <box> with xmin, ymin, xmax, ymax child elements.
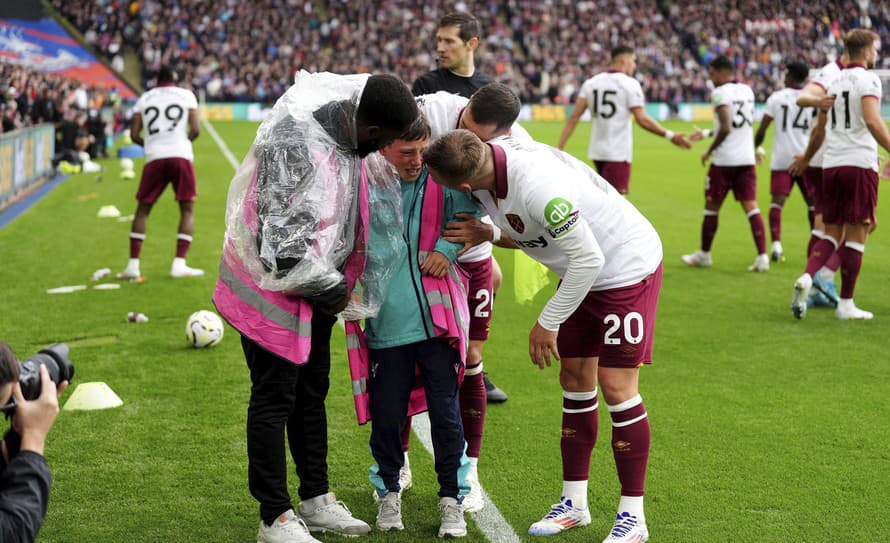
<box><xmin>1</xmin><ymin>119</ymin><xmax>889</xmax><ymax>542</ymax></box>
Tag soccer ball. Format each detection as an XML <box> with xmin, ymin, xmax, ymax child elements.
<box><xmin>185</xmin><ymin>310</ymin><xmax>224</xmax><ymax>348</ymax></box>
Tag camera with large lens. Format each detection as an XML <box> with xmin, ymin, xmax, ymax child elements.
<box><xmin>1</xmin><ymin>343</ymin><xmax>74</xmax><ymax>415</ymax></box>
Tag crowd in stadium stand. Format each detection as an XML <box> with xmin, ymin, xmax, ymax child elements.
<box><xmin>0</xmin><ymin>63</ymin><xmax>118</xmax><ymax>160</ymax></box>
<box><xmin>38</xmin><ymin>0</ymin><xmax>890</xmax><ymax>106</ymax></box>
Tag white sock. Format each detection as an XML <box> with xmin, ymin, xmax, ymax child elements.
<box><xmin>618</xmin><ymin>495</ymin><xmax>645</xmax><ymax>524</ymax></box>
<box><xmin>127</xmin><ymin>258</ymin><xmax>139</xmax><ymax>271</ymax></box>
<box><xmin>561</xmin><ymin>480</ymin><xmax>588</xmax><ymax>509</ymax></box>
<box><xmin>467</xmin><ymin>456</ymin><xmax>478</xmax><ymax>480</ymax></box>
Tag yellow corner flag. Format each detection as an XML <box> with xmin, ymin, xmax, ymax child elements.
<box><xmin>513</xmin><ymin>251</ymin><xmax>551</xmax><ymax>304</ymax></box>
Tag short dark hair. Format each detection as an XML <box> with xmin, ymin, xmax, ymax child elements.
<box><xmin>357</xmin><ymin>74</ymin><xmax>418</xmax><ymax>132</ymax></box>
<box><xmin>611</xmin><ymin>45</ymin><xmax>635</xmax><ymax>60</ymax></box>
<box><xmin>157</xmin><ymin>66</ymin><xmax>176</xmax><ymax>84</ymax></box>
<box><xmin>709</xmin><ymin>55</ymin><xmax>735</xmax><ymax>72</ymax></box>
<box><xmin>785</xmin><ymin>60</ymin><xmax>809</xmax><ymax>86</ymax></box>
<box><xmin>468</xmin><ymin>83</ymin><xmax>520</xmax><ymax>133</ymax></box>
<box><xmin>399</xmin><ymin>114</ymin><xmax>431</xmax><ymax>142</ymax></box>
<box><xmin>0</xmin><ymin>341</ymin><xmax>20</xmax><ymax>387</ymax></box>
<box><xmin>438</xmin><ymin>12</ymin><xmax>481</xmax><ymax>42</ymax></box>
<box><xmin>423</xmin><ymin>129</ymin><xmax>486</xmax><ymax>186</ymax></box>
<box><xmin>844</xmin><ymin>29</ymin><xmax>879</xmax><ymax>59</ymax></box>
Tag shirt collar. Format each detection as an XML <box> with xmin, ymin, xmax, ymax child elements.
<box><xmin>488</xmin><ymin>143</ymin><xmax>508</xmax><ymax>198</ymax></box>
<box><xmin>844</xmin><ymin>63</ymin><xmax>867</xmax><ymax>69</ymax></box>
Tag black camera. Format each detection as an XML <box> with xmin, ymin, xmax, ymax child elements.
<box><xmin>1</xmin><ymin>343</ymin><xmax>74</xmax><ymax>416</ymax></box>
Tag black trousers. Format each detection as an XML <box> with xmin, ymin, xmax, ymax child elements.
<box><xmin>241</xmin><ymin>310</ymin><xmax>337</xmax><ymax>524</ymax></box>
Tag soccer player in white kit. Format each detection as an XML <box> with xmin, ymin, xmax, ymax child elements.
<box><xmin>753</xmin><ymin>60</ymin><xmax>817</xmax><ymax>262</ymax></box>
<box><xmin>117</xmin><ymin>66</ymin><xmax>203</xmax><ymax>280</ymax></box>
<box><xmin>682</xmin><ymin>55</ymin><xmax>769</xmax><ymax>272</ymax></box>
<box><xmin>791</xmin><ymin>29</ymin><xmax>890</xmax><ymax>320</ymax></box>
<box><xmin>557</xmin><ymin>45</ymin><xmax>690</xmax><ymax>194</ymax></box>
<box><xmin>788</xmin><ymin>53</ymin><xmax>851</xmax><ymax>305</ymax></box>
<box><xmin>425</xmin><ymin>130</ymin><xmax>662</xmax><ymax>543</ymax></box>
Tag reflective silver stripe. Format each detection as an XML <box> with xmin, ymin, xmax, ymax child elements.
<box><xmin>346</xmin><ymin>333</ymin><xmax>361</xmax><ymax>350</ymax></box>
<box><xmin>418</xmin><ymin>250</ymin><xmax>430</xmax><ymax>260</ymax></box>
<box><xmin>352</xmin><ymin>378</ymin><xmax>367</xmax><ymax>396</ymax></box>
<box><xmin>218</xmin><ymin>261</ymin><xmax>310</xmax><ymax>335</ymax></box>
<box><xmin>427</xmin><ymin>290</ymin><xmax>443</xmax><ymax>305</ymax></box>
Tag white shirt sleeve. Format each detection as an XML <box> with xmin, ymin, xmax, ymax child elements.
<box><xmin>626</xmin><ymin>79</ymin><xmax>645</xmax><ymax>110</ymax></box>
<box><xmin>536</xmin><ymin>219</ymin><xmax>603</xmax><ymax>330</ymax></box>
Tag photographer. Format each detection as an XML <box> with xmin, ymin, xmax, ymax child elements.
<box><xmin>0</xmin><ymin>342</ymin><xmax>68</xmax><ymax>543</ymax></box>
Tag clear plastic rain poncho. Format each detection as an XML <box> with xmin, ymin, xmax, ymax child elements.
<box><xmin>221</xmin><ymin>71</ymin><xmax>403</xmax><ymax>319</ymax></box>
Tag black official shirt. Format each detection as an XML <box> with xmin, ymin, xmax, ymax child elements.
<box><xmin>0</xmin><ymin>451</ymin><xmax>52</xmax><ymax>543</ymax></box>
<box><xmin>411</xmin><ymin>68</ymin><xmax>494</xmax><ymax>99</ymax></box>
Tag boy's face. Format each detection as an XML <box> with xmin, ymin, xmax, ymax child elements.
<box><xmin>380</xmin><ymin>137</ymin><xmax>429</xmax><ymax>181</ymax></box>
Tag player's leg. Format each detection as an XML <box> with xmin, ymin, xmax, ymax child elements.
<box><xmin>835</xmin><ymin>223</ymin><xmax>872</xmax><ymax>319</ymax></box>
<box><xmin>768</xmin><ymin>170</ymin><xmax>792</xmax><ymax>262</ymax></box>
<box><xmin>170</xmin><ymin>158</ymin><xmax>204</xmax><ymax>277</ymax></box>
<box><xmin>834</xmin><ymin>167</ymin><xmax>878</xmax><ymax>320</ymax></box>
<box><xmin>527</xmin><ymin>355</ymin><xmax>597</xmax><ymax>536</ymax></box>
<box><xmin>529</xmin><ymin>292</ymin><xmax>599</xmax><ymax>536</ymax></box>
<box><xmin>597</xmin><ymin>266</ymin><xmax>659</xmax><ymax>543</ymax></box>
<box><xmin>792</xmin><ymin>167</ymin><xmax>847</xmax><ymax>318</ymax></box>
<box><xmin>736</xmin><ymin>166</ymin><xmax>769</xmax><ymax>271</ymax></box>
<box><xmin>596</xmin><ymin>161</ymin><xmax>632</xmax><ymax>196</ymax></box>
<box><xmin>118</xmin><ymin>160</ymin><xmax>164</xmax><ymax>279</ymax></box>
<box><xmin>682</xmin><ymin>166</ymin><xmax>725</xmax><ymax>267</ymax></box>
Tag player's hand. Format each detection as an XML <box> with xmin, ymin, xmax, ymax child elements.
<box><xmin>700</xmin><ymin>150</ymin><xmax>711</xmax><ymax>166</ymax></box>
<box><xmin>689</xmin><ymin>126</ymin><xmax>705</xmax><ymax>142</ymax></box>
<box><xmin>879</xmin><ymin>157</ymin><xmax>890</xmax><ymax>180</ymax></box>
<box><xmin>443</xmin><ymin>213</ymin><xmax>491</xmax><ymax>254</ymax></box>
<box><xmin>671</xmin><ymin>133</ymin><xmax>692</xmax><ymax>149</ymax></box>
<box><xmin>818</xmin><ymin>95</ymin><xmax>836</xmax><ymax>112</ymax></box>
<box><xmin>788</xmin><ymin>155</ymin><xmax>807</xmax><ymax>178</ymax></box>
<box><xmin>419</xmin><ymin>251</ymin><xmax>450</xmax><ymax>278</ymax></box>
<box><xmin>756</xmin><ymin>146</ymin><xmax>766</xmax><ymax>165</ymax></box>
<box><xmin>529</xmin><ymin>322</ymin><xmax>560</xmax><ymax>369</ymax></box>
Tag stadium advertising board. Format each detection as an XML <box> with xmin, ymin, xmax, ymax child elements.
<box><xmin>0</xmin><ymin>18</ymin><xmax>135</xmax><ymax>98</ymax></box>
<box><xmin>0</xmin><ymin>124</ymin><xmax>54</xmax><ymax>209</ymax></box>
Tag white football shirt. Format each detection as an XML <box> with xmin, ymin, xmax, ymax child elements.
<box><xmin>133</xmin><ymin>85</ymin><xmax>198</xmax><ymax>163</ymax></box>
<box><xmin>416</xmin><ymin>91</ymin><xmax>533</xmax><ymax>263</ymax></box>
<box><xmin>473</xmin><ymin>138</ymin><xmax>662</xmax><ymax>330</ymax></box>
<box><xmin>809</xmin><ymin>60</ymin><xmax>844</xmax><ymax>168</ymax></box>
<box><xmin>578</xmin><ymin>71</ymin><xmax>645</xmax><ymax>162</ymax></box>
<box><xmin>823</xmin><ymin>65</ymin><xmax>883</xmax><ymax>171</ymax></box>
<box><xmin>764</xmin><ymin>87</ymin><xmax>817</xmax><ymax>171</ymax></box>
<box><xmin>710</xmin><ymin>82</ymin><xmax>755</xmax><ymax>166</ymax></box>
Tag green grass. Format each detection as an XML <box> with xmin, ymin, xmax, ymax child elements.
<box><xmin>1</xmin><ymin>119</ymin><xmax>889</xmax><ymax>542</ymax></box>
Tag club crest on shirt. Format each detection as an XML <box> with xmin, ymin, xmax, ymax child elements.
<box><xmin>506</xmin><ymin>213</ymin><xmax>525</xmax><ymax>233</ymax></box>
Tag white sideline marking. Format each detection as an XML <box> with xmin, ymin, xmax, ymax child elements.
<box><xmin>412</xmin><ymin>412</ymin><xmax>522</xmax><ymax>543</ymax></box>
<box><xmin>202</xmin><ymin>119</ymin><xmax>239</xmax><ymax>170</ymax></box>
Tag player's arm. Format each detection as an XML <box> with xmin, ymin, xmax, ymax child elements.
<box><xmin>129</xmin><ymin>112</ymin><xmax>144</xmax><ymax>146</ymax></box>
<box><xmin>788</xmin><ymin>110</ymin><xmax>827</xmax><ymax>177</ymax></box>
<box><xmin>556</xmin><ymin>95</ymin><xmax>588</xmax><ymax>150</ymax></box>
<box><xmin>861</xmin><ymin>96</ymin><xmax>890</xmax><ymax>178</ymax></box>
<box><xmin>796</xmin><ymin>81</ymin><xmax>834</xmax><ymax>109</ymax></box>
<box><xmin>753</xmin><ymin>114</ymin><xmax>773</xmax><ymax>148</ymax></box>
<box><xmin>631</xmin><ymin>106</ymin><xmax>691</xmax><ymax>149</ymax></box>
<box><xmin>702</xmin><ymin>105</ymin><xmax>731</xmax><ymax>165</ymax></box>
<box><xmin>411</xmin><ymin>76</ymin><xmax>430</xmax><ymax>97</ymax></box>
<box><xmin>187</xmin><ymin>108</ymin><xmax>200</xmax><ymax>141</ymax></box>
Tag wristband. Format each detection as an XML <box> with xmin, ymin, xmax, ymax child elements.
<box><xmin>756</xmin><ymin>145</ymin><xmax>766</xmax><ymax>157</ymax></box>
<box><xmin>664</xmin><ymin>130</ymin><xmax>675</xmax><ymax>140</ymax></box>
<box><xmin>703</xmin><ymin>129</ymin><xmax>714</xmax><ymax>138</ymax></box>
<box><xmin>490</xmin><ymin>224</ymin><xmax>501</xmax><ymax>242</ymax></box>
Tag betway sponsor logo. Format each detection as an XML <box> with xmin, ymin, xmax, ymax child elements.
<box><xmin>514</xmin><ymin>236</ymin><xmax>549</xmax><ymax>249</ymax></box>
<box><xmin>547</xmin><ymin>211</ymin><xmax>579</xmax><ymax>238</ymax></box>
